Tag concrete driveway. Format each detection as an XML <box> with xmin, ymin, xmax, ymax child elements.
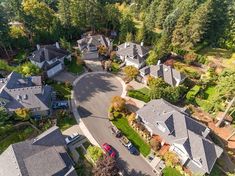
<box><xmin>74</xmin><ymin>72</ymin><xmax>154</xmax><ymax>176</ymax></box>
<box><xmin>52</xmin><ymin>70</ymin><xmax>76</xmax><ymax>83</ymax></box>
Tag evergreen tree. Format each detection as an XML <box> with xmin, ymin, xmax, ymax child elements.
<box><xmin>187</xmin><ymin>0</ymin><xmax>213</xmax><ymax>48</ymax></box>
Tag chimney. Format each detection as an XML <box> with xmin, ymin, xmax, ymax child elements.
<box><xmin>202</xmin><ymin>128</ymin><xmax>210</xmax><ymax>138</ymax></box>
<box><xmin>124</xmin><ymin>42</ymin><xmax>127</xmax><ymax>48</ymax></box>
<box><xmin>36</xmin><ymin>44</ymin><xmax>40</xmax><ymax>50</ymax></box>
<box><xmin>157</xmin><ymin>60</ymin><xmax>161</xmax><ymax>65</ymax></box>
<box><xmin>141</xmin><ymin>41</ymin><xmax>144</xmax><ymax>46</ymax></box>
<box><xmin>55</xmin><ymin>42</ymin><xmax>60</xmax><ymax>49</ymax></box>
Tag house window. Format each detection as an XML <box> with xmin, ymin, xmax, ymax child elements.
<box><xmin>156</xmin><ymin>123</ymin><xmax>166</xmax><ymax>132</ymax></box>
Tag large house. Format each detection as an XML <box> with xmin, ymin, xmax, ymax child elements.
<box><xmin>77</xmin><ymin>34</ymin><xmax>112</xmax><ymax>60</ymax></box>
<box><xmin>29</xmin><ymin>42</ymin><xmax>71</xmax><ymax>78</ymax></box>
<box><xmin>0</xmin><ymin>72</ymin><xmax>53</xmax><ymax>117</ymax></box>
<box><xmin>136</xmin><ymin>99</ymin><xmax>223</xmax><ymax>175</ymax></box>
<box><xmin>116</xmin><ymin>42</ymin><xmax>150</xmax><ymax>69</ymax></box>
<box><xmin>0</xmin><ymin>126</ymin><xmax>77</xmax><ymax>176</ymax></box>
<box><xmin>140</xmin><ymin>64</ymin><xmax>186</xmax><ymax>87</ymax></box>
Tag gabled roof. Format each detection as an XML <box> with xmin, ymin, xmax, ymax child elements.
<box><xmin>117</xmin><ymin>42</ymin><xmax>149</xmax><ymax>57</ymax></box>
<box><xmin>77</xmin><ymin>34</ymin><xmax>111</xmax><ymax>50</ymax></box>
<box><xmin>0</xmin><ymin>72</ymin><xmax>52</xmax><ymax>112</ymax></box>
<box><xmin>136</xmin><ymin>99</ymin><xmax>223</xmax><ymax>174</ymax></box>
<box><xmin>140</xmin><ymin>64</ymin><xmax>186</xmax><ymax>86</ymax></box>
<box><xmin>29</xmin><ymin>44</ymin><xmax>70</xmax><ymax>63</ymax></box>
<box><xmin>0</xmin><ymin>126</ymin><xmax>77</xmax><ymax>176</ymax></box>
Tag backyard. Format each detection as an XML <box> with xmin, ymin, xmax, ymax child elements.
<box><xmin>0</xmin><ymin>124</ymin><xmax>38</xmax><ymax>154</ymax></box>
<box><xmin>112</xmin><ymin>116</ymin><xmax>151</xmax><ymax>157</ymax></box>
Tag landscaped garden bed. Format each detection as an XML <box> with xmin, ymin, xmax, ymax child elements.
<box><xmin>112</xmin><ymin>116</ymin><xmax>151</xmax><ymax>157</ymax></box>
<box><xmin>127</xmin><ymin>87</ymin><xmax>150</xmax><ymax>103</ymax></box>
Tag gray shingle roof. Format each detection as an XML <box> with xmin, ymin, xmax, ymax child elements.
<box><xmin>77</xmin><ymin>34</ymin><xmax>111</xmax><ymax>51</ymax></box>
<box><xmin>29</xmin><ymin>44</ymin><xmax>70</xmax><ymax>63</ymax></box>
<box><xmin>0</xmin><ymin>126</ymin><xmax>77</xmax><ymax>176</ymax></box>
<box><xmin>136</xmin><ymin>99</ymin><xmax>223</xmax><ymax>174</ymax></box>
<box><xmin>117</xmin><ymin>42</ymin><xmax>149</xmax><ymax>57</ymax></box>
<box><xmin>140</xmin><ymin>64</ymin><xmax>186</xmax><ymax>86</ymax></box>
<box><xmin>0</xmin><ymin>72</ymin><xmax>52</xmax><ymax>113</ymax></box>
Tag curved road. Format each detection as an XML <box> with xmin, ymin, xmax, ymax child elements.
<box><xmin>74</xmin><ymin>73</ymin><xmax>154</xmax><ymax>176</ymax></box>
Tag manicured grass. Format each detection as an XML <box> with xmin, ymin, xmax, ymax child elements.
<box><xmin>66</xmin><ymin>58</ymin><xmax>84</xmax><ymax>74</ymax></box>
<box><xmin>162</xmin><ymin>167</ymin><xmax>182</xmax><ymax>176</ymax></box>
<box><xmin>127</xmin><ymin>87</ymin><xmax>150</xmax><ymax>103</ymax></box>
<box><xmin>0</xmin><ymin>125</ymin><xmax>37</xmax><ymax>154</ymax></box>
<box><xmin>112</xmin><ymin>117</ymin><xmax>151</xmax><ymax>157</ymax></box>
<box><xmin>51</xmin><ymin>83</ymin><xmax>71</xmax><ymax>99</ymax></box>
<box><xmin>57</xmin><ymin>115</ymin><xmax>77</xmax><ymax>131</ymax></box>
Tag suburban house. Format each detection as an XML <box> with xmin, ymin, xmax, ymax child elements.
<box><xmin>0</xmin><ymin>72</ymin><xmax>53</xmax><ymax>117</ymax></box>
<box><xmin>29</xmin><ymin>42</ymin><xmax>71</xmax><ymax>78</ymax></box>
<box><xmin>0</xmin><ymin>126</ymin><xmax>77</xmax><ymax>176</ymax></box>
<box><xmin>139</xmin><ymin>63</ymin><xmax>186</xmax><ymax>87</ymax></box>
<box><xmin>116</xmin><ymin>42</ymin><xmax>150</xmax><ymax>69</ymax></box>
<box><xmin>136</xmin><ymin>99</ymin><xmax>223</xmax><ymax>175</ymax></box>
<box><xmin>77</xmin><ymin>34</ymin><xmax>112</xmax><ymax>60</ymax></box>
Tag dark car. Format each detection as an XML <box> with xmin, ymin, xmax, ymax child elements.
<box><xmin>52</xmin><ymin>101</ymin><xmax>69</xmax><ymax>109</ymax></box>
<box><xmin>110</xmin><ymin>125</ymin><xmax>122</xmax><ymax>138</ymax></box>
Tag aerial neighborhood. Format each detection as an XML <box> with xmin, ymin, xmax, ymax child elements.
<box><xmin>0</xmin><ymin>1</ymin><xmax>234</xmax><ymax>176</ymax></box>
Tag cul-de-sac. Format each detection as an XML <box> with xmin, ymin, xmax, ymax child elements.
<box><xmin>0</xmin><ymin>1</ymin><xmax>234</xmax><ymax>176</ymax></box>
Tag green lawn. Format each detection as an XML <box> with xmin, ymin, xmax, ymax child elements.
<box><xmin>66</xmin><ymin>58</ymin><xmax>84</xmax><ymax>74</ymax></box>
<box><xmin>51</xmin><ymin>83</ymin><xmax>72</xmax><ymax>99</ymax></box>
<box><xmin>162</xmin><ymin>167</ymin><xmax>182</xmax><ymax>176</ymax></box>
<box><xmin>57</xmin><ymin>115</ymin><xmax>77</xmax><ymax>131</ymax></box>
<box><xmin>112</xmin><ymin>117</ymin><xmax>151</xmax><ymax>157</ymax></box>
<box><xmin>127</xmin><ymin>87</ymin><xmax>150</xmax><ymax>103</ymax></box>
<box><xmin>0</xmin><ymin>125</ymin><xmax>37</xmax><ymax>154</ymax></box>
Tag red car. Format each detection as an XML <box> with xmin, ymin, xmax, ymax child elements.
<box><xmin>102</xmin><ymin>143</ymin><xmax>116</xmax><ymax>158</ymax></box>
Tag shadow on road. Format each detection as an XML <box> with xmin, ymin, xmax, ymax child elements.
<box><xmin>77</xmin><ymin>106</ymin><xmax>92</xmax><ymax>118</ymax></box>
<box><xmin>74</xmin><ymin>73</ymin><xmax>120</xmax><ymax>102</ymax></box>
<box><xmin>117</xmin><ymin>158</ymin><xmax>151</xmax><ymax>176</ymax></box>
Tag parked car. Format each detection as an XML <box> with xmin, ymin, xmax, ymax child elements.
<box><xmin>120</xmin><ymin>136</ymin><xmax>139</xmax><ymax>155</ymax></box>
<box><xmin>65</xmin><ymin>133</ymin><xmax>80</xmax><ymax>144</ymax></box>
<box><xmin>52</xmin><ymin>101</ymin><xmax>69</xmax><ymax>109</ymax></box>
<box><xmin>102</xmin><ymin>143</ymin><xmax>116</xmax><ymax>158</ymax></box>
<box><xmin>110</xmin><ymin>125</ymin><xmax>122</xmax><ymax>138</ymax></box>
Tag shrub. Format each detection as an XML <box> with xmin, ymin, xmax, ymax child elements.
<box><xmin>186</xmin><ymin>85</ymin><xmax>201</xmax><ymax>103</ymax></box>
<box><xmin>123</xmin><ymin>66</ymin><xmax>139</xmax><ymax>80</ymax></box>
<box><xmin>14</xmin><ymin>108</ymin><xmax>31</xmax><ymax>121</ymax></box>
<box><xmin>111</xmin><ymin>96</ymin><xmax>126</xmax><ymax>112</ymax></box>
<box><xmin>86</xmin><ymin>146</ymin><xmax>103</xmax><ymax>163</ymax></box>
<box><xmin>127</xmin><ymin>113</ymin><xmax>136</xmax><ymax>123</ymax></box>
<box><xmin>150</xmin><ymin>138</ymin><xmax>161</xmax><ymax>151</ymax></box>
<box><xmin>163</xmin><ymin>151</ymin><xmax>180</xmax><ymax>167</ymax></box>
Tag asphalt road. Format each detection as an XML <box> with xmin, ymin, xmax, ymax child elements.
<box><xmin>74</xmin><ymin>73</ymin><xmax>154</xmax><ymax>176</ymax></box>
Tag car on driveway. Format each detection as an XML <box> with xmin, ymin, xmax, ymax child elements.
<box><xmin>52</xmin><ymin>101</ymin><xmax>69</xmax><ymax>109</ymax></box>
<box><xmin>102</xmin><ymin>143</ymin><xmax>116</xmax><ymax>158</ymax></box>
<box><xmin>110</xmin><ymin>125</ymin><xmax>122</xmax><ymax>138</ymax></box>
<box><xmin>120</xmin><ymin>136</ymin><xmax>139</xmax><ymax>155</ymax></box>
<box><xmin>65</xmin><ymin>133</ymin><xmax>80</xmax><ymax>144</ymax></box>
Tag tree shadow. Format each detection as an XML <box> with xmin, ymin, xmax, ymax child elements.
<box><xmin>74</xmin><ymin>73</ymin><xmax>123</xmax><ymax>103</ymax></box>
<box><xmin>77</xmin><ymin>106</ymin><xmax>92</xmax><ymax>118</ymax></box>
<box><xmin>117</xmin><ymin>158</ymin><xmax>151</xmax><ymax>176</ymax></box>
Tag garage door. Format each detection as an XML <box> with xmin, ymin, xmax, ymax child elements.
<box><xmin>47</xmin><ymin>63</ymin><xmax>63</xmax><ymax>78</ymax></box>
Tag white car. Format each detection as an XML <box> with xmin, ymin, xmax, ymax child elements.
<box><xmin>65</xmin><ymin>133</ymin><xmax>80</xmax><ymax>144</ymax></box>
